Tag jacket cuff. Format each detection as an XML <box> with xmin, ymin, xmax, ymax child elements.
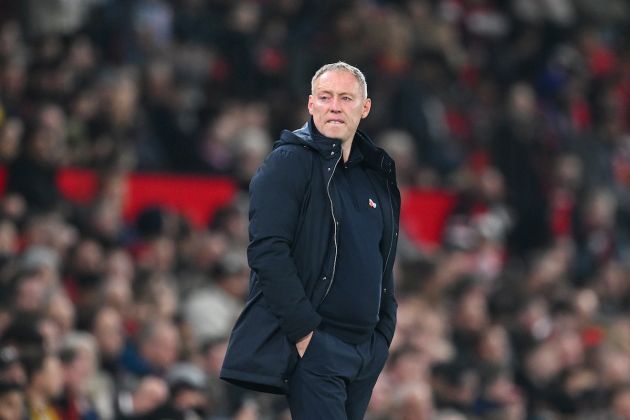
<box><xmin>282</xmin><ymin>303</ymin><xmax>322</xmax><ymax>343</ymax></box>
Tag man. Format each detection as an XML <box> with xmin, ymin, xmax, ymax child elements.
<box><xmin>221</xmin><ymin>62</ymin><xmax>400</xmax><ymax>419</ymax></box>
<box><xmin>121</xmin><ymin>319</ymin><xmax>180</xmax><ymax>378</ymax></box>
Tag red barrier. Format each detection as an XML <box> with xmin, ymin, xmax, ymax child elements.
<box><xmin>56</xmin><ymin>169</ymin><xmax>238</xmax><ymax>228</ymax></box>
<box><xmin>401</xmin><ymin>189</ymin><xmax>456</xmax><ymax>250</ymax></box>
<box><xmin>0</xmin><ymin>167</ymin><xmax>455</xmax><ymax>246</ymax></box>
<box><xmin>57</xmin><ymin>168</ymin><xmax>99</xmax><ymax>204</ymax></box>
<box><xmin>122</xmin><ymin>173</ymin><xmax>237</xmax><ymax>227</ymax></box>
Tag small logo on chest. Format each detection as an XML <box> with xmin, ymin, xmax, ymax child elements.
<box><xmin>368</xmin><ymin>198</ymin><xmax>377</xmax><ymax>209</ymax></box>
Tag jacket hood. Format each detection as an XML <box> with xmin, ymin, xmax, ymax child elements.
<box><xmin>276</xmin><ymin>118</ymin><xmax>340</xmax><ymax>157</ymax></box>
<box><xmin>276</xmin><ymin>118</ymin><xmax>396</xmax><ymax>177</ymax></box>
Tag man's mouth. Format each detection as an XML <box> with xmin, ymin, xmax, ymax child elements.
<box><xmin>327</xmin><ymin>119</ymin><xmax>345</xmax><ymax>124</ymax></box>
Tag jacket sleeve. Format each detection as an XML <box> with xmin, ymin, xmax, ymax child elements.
<box><xmin>375</xmin><ymin>176</ymin><xmax>400</xmax><ymax>347</ymax></box>
<box><xmin>247</xmin><ymin>147</ymin><xmax>321</xmax><ymax>343</ymax></box>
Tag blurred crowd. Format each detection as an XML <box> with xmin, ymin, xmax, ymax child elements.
<box><xmin>2</xmin><ymin>0</ymin><xmax>630</xmax><ymax>419</ymax></box>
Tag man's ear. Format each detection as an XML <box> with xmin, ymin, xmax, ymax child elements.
<box><xmin>308</xmin><ymin>95</ymin><xmax>314</xmax><ymax>115</ymax></box>
<box><xmin>362</xmin><ymin>98</ymin><xmax>372</xmax><ymax>119</ymax></box>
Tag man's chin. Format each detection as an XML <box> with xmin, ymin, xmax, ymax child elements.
<box><xmin>321</xmin><ymin>128</ymin><xmax>346</xmax><ymax>140</ymax></box>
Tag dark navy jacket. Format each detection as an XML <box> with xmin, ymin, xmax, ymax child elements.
<box><xmin>220</xmin><ymin>120</ymin><xmax>400</xmax><ymax>394</ymax></box>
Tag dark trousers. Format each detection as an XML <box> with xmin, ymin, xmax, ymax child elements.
<box><xmin>287</xmin><ymin>329</ymin><xmax>389</xmax><ymax>420</ymax></box>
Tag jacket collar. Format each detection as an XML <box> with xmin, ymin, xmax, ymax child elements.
<box><xmin>277</xmin><ymin>119</ymin><xmax>396</xmax><ymax>180</ymax></box>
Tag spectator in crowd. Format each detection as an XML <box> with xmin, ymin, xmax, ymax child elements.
<box><xmin>0</xmin><ymin>380</ymin><xmax>24</xmax><ymax>420</ymax></box>
<box><xmin>6</xmin><ymin>104</ymin><xmax>66</xmax><ymax>213</ymax></box>
<box><xmin>22</xmin><ymin>350</ymin><xmax>64</xmax><ymax>420</ymax></box>
<box><xmin>183</xmin><ymin>251</ymin><xmax>247</xmax><ymax>345</ymax></box>
<box><xmin>146</xmin><ymin>362</ymin><xmax>210</xmax><ymax>420</ymax></box>
<box><xmin>55</xmin><ymin>332</ymin><xmax>105</xmax><ymax>420</ymax></box>
<box><xmin>91</xmin><ymin>306</ymin><xmax>125</xmax><ymax>380</ymax></box>
<box><xmin>121</xmin><ymin>319</ymin><xmax>180</xmax><ymax>379</ymax></box>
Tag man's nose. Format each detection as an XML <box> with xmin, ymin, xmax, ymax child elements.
<box><xmin>330</xmin><ymin>97</ymin><xmax>342</xmax><ymax>111</ymax></box>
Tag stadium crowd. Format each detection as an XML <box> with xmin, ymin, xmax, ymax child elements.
<box><xmin>1</xmin><ymin>0</ymin><xmax>630</xmax><ymax>418</ymax></box>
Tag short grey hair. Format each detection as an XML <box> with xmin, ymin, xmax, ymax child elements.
<box><xmin>311</xmin><ymin>61</ymin><xmax>368</xmax><ymax>99</ymax></box>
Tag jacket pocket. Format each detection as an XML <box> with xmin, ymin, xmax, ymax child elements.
<box><xmin>222</xmin><ymin>292</ymin><xmax>297</xmax><ymax>393</ymax></box>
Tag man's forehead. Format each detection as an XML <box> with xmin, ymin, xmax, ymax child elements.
<box><xmin>313</xmin><ymin>70</ymin><xmax>361</xmax><ymax>92</ymax></box>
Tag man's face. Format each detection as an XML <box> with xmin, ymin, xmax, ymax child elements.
<box><xmin>308</xmin><ymin>70</ymin><xmax>371</xmax><ymax>144</ymax></box>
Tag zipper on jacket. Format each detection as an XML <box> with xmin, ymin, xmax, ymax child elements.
<box><xmin>383</xmin><ymin>179</ymin><xmax>395</xmax><ymax>276</ymax></box>
<box><xmin>380</xmin><ymin>154</ymin><xmax>396</xmax><ymax>278</ymax></box>
<box><xmin>321</xmin><ymin>155</ymin><xmax>342</xmax><ymax>302</ymax></box>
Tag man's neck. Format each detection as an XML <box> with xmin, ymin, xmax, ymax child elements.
<box><xmin>341</xmin><ymin>139</ymin><xmax>353</xmax><ymax>163</ymax></box>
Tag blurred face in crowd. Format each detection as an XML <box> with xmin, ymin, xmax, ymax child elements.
<box><xmin>73</xmin><ymin>239</ymin><xmax>105</xmax><ymax>275</ymax></box>
<box><xmin>65</xmin><ymin>344</ymin><xmax>96</xmax><ymax>393</ymax></box>
<box><xmin>141</xmin><ymin>321</ymin><xmax>179</xmax><ymax>372</ymax></box>
<box><xmin>105</xmin><ymin>249</ymin><xmax>135</xmax><ymax>283</ymax></box>
<box><xmin>202</xmin><ymin>339</ymin><xmax>228</xmax><ymax>376</ymax></box>
<box><xmin>391</xmin><ymin>382</ymin><xmax>434</xmax><ymax>420</ymax></box>
<box><xmin>15</xmin><ymin>275</ymin><xmax>46</xmax><ymax>313</ymax></box>
<box><xmin>0</xmin><ymin>389</ymin><xmax>24</xmax><ymax>420</ymax></box>
<box><xmin>0</xmin><ymin>118</ymin><xmax>23</xmax><ymax>162</ymax></box>
<box><xmin>477</xmin><ymin>325</ymin><xmax>511</xmax><ymax>365</ymax></box>
<box><xmin>308</xmin><ymin>69</ymin><xmax>371</xmax><ymax>144</ymax></box>
<box><xmin>43</xmin><ymin>355</ymin><xmax>64</xmax><ymax>398</ymax></box>
<box><xmin>102</xmin><ymin>277</ymin><xmax>133</xmax><ymax>311</ymax></box>
<box><xmin>0</xmin><ymin>219</ymin><xmax>18</xmax><ymax>255</ymax></box>
<box><xmin>46</xmin><ymin>290</ymin><xmax>76</xmax><ymax>335</ymax></box>
<box><xmin>93</xmin><ymin>307</ymin><xmax>125</xmax><ymax>359</ymax></box>
<box><xmin>29</xmin><ymin>105</ymin><xmax>66</xmax><ymax>164</ymax></box>
<box><xmin>613</xmin><ymin>388</ymin><xmax>630</xmax><ymax>420</ymax></box>
<box><xmin>104</xmin><ymin>72</ymin><xmax>139</xmax><ymax>126</ymax></box>
<box><xmin>140</xmin><ymin>237</ymin><xmax>176</xmax><ymax>274</ymax></box>
<box><xmin>31</xmin><ymin>355</ymin><xmax>64</xmax><ymax>400</ymax></box>
<box><xmin>0</xmin><ymin>59</ymin><xmax>26</xmax><ymax>100</ymax></box>
<box><xmin>152</xmin><ymin>324</ymin><xmax>179</xmax><ymax>370</ymax></box>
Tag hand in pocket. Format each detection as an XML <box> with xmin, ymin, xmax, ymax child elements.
<box><xmin>296</xmin><ymin>331</ymin><xmax>314</xmax><ymax>358</ymax></box>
